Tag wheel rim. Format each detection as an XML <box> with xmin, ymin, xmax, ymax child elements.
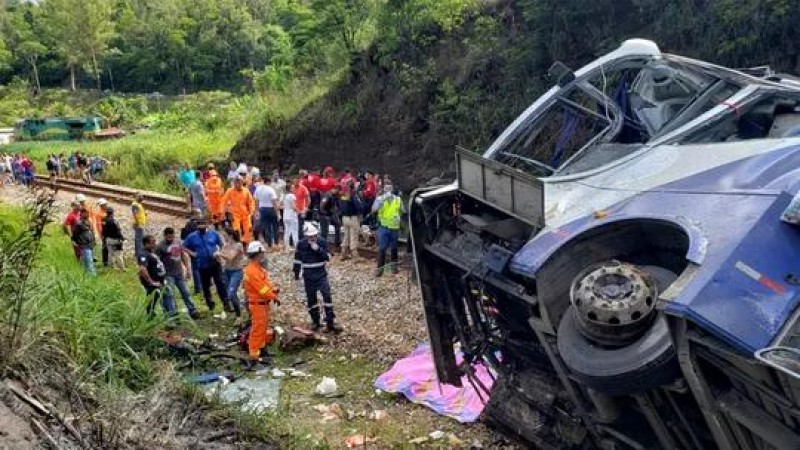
<box><xmin>570</xmin><ymin>261</ymin><xmax>659</xmax><ymax>347</ymax></box>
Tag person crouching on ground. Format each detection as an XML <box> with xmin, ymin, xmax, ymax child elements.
<box><xmin>138</xmin><ymin>234</ymin><xmax>177</xmax><ymax>318</ymax></box>
<box><xmin>293</xmin><ymin>223</ymin><xmax>342</xmax><ymax>333</ymax></box>
<box><xmin>243</xmin><ymin>241</ymin><xmax>280</xmax><ymax>371</ymax></box>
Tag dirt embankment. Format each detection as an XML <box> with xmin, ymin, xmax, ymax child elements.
<box><xmin>231</xmin><ymin>11</ymin><xmax>526</xmax><ymax>190</ymax></box>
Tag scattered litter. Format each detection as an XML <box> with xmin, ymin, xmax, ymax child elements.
<box><xmin>203</xmin><ymin>378</ymin><xmax>281</xmax><ymax>412</ymax></box>
<box><xmin>447</xmin><ymin>433</ymin><xmax>465</xmax><ymax>446</ymax></box>
<box><xmin>315</xmin><ymin>377</ymin><xmax>338</xmax><ymax>396</ymax></box>
<box><xmin>375</xmin><ymin>388</ymin><xmax>383</xmax><ymax>396</ymax></box>
<box><xmin>429</xmin><ymin>430</ymin><xmax>445</xmax><ymax>440</ymax></box>
<box><xmin>271</xmin><ymin>368</ymin><xmax>286</xmax><ymax>378</ymax></box>
<box><xmin>408</xmin><ymin>436</ymin><xmax>428</xmax><ymax>444</ymax></box>
<box><xmin>368</xmin><ymin>410</ymin><xmax>387</xmax><ymax>421</ymax></box>
<box><xmin>188</xmin><ymin>371</ymin><xmax>233</xmax><ymax>385</ymax></box>
<box><xmin>288</xmin><ymin>369</ymin><xmax>310</xmax><ymax>378</ymax></box>
<box><xmin>219</xmin><ymin>376</ymin><xmax>231</xmax><ymax>386</ymax></box>
<box><xmin>207</xmin><ymin>333</ymin><xmax>219</xmax><ymax>339</ymax></box>
<box><xmin>313</xmin><ymin>403</ymin><xmax>344</xmax><ymax>422</ymax></box>
<box><xmin>213</xmin><ymin>311</ymin><xmax>227</xmax><ymax>320</ymax></box>
<box><xmin>344</xmin><ymin>434</ymin><xmax>377</xmax><ymax>448</ymax></box>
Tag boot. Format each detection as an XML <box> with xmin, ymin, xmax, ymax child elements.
<box><xmin>374</xmin><ymin>267</ymin><xmax>383</xmax><ymax>278</ymax></box>
<box><xmin>341</xmin><ymin>248</ymin><xmax>352</xmax><ymax>261</ymax></box>
<box><xmin>245</xmin><ymin>358</ymin><xmax>269</xmax><ymax>372</ymax></box>
<box><xmin>323</xmin><ymin>322</ymin><xmax>343</xmax><ymax>334</ymax></box>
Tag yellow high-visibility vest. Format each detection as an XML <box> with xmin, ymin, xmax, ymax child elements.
<box><xmin>378</xmin><ymin>196</ymin><xmax>402</xmax><ymax>230</ymax></box>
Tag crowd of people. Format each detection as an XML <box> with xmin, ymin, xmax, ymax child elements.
<box><xmin>45</xmin><ymin>151</ymin><xmax>109</xmax><ymax>183</ymax></box>
<box><xmin>0</xmin><ymin>151</ymin><xmax>109</xmax><ymax>186</ymax></box>
<box><xmin>0</xmin><ymin>153</ymin><xmax>36</xmax><ymax>186</ymax></box>
<box><xmin>58</xmin><ymin>160</ymin><xmax>406</xmax><ymax>371</ymax></box>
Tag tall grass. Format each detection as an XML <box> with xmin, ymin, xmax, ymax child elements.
<box><xmin>0</xmin><ymin>204</ymin><xmax>162</xmax><ymax>389</ymax></box>
<box><xmin>6</xmin><ymin>129</ymin><xmax>237</xmax><ymax>194</ymax></box>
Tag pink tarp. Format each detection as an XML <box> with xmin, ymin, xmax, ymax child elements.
<box><xmin>374</xmin><ymin>343</ymin><xmax>496</xmax><ymax>423</ymax></box>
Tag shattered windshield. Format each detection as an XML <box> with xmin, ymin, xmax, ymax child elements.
<box><xmin>494</xmin><ymin>59</ymin><xmax>735</xmax><ymax>176</ymax></box>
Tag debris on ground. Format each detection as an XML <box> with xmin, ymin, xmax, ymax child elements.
<box><xmin>314</xmin><ymin>376</ymin><xmax>338</xmax><ymax>396</ymax></box>
<box><xmin>203</xmin><ymin>378</ymin><xmax>282</xmax><ymax>412</ymax></box>
<box><xmin>344</xmin><ymin>434</ymin><xmax>378</xmax><ymax>447</ymax></box>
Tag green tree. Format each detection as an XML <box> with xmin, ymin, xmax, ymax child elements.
<box><xmin>40</xmin><ymin>0</ymin><xmax>114</xmax><ymax>91</ymax></box>
<box><xmin>311</xmin><ymin>0</ymin><xmax>376</xmax><ymax>56</ymax></box>
<box><xmin>4</xmin><ymin>4</ymin><xmax>47</xmax><ymax>93</ymax></box>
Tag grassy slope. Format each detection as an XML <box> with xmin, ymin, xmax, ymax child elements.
<box><xmin>5</xmin><ymin>129</ymin><xmax>237</xmax><ymax>194</ymax></box>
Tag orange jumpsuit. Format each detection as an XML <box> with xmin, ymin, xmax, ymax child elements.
<box><xmin>205</xmin><ymin>174</ymin><xmax>225</xmax><ymax>223</ymax></box>
<box><xmin>243</xmin><ymin>260</ymin><xmax>278</xmax><ymax>359</ymax></box>
<box><xmin>222</xmin><ymin>186</ymin><xmax>255</xmax><ymax>242</ymax></box>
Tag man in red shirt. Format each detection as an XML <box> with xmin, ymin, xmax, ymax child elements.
<box><xmin>306</xmin><ymin>169</ymin><xmax>321</xmax><ymax>192</ymax></box>
<box><xmin>363</xmin><ymin>171</ymin><xmax>377</xmax><ymax>204</ymax></box>
<box><xmin>339</xmin><ymin>169</ymin><xmax>354</xmax><ymax>191</ymax></box>
<box><xmin>318</xmin><ymin>171</ymin><xmax>336</xmax><ymax>194</ymax></box>
<box><xmin>62</xmin><ymin>200</ymin><xmax>82</xmax><ymax>261</ymax></box>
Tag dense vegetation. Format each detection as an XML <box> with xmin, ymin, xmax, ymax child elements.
<box><xmin>0</xmin><ymin>0</ymin><xmax>382</xmax><ymax>94</ymax></box>
<box><xmin>233</xmin><ymin>0</ymin><xmax>800</xmax><ymax>188</ymax></box>
<box><xmin>4</xmin><ymin>0</ymin><xmax>800</xmax><ymax>190</ymax></box>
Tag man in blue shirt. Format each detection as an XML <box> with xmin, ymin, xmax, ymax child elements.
<box><xmin>182</xmin><ymin>218</ymin><xmax>228</xmax><ymax>313</ymax></box>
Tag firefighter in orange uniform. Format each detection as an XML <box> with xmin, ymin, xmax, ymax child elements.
<box><xmin>222</xmin><ymin>175</ymin><xmax>256</xmax><ymax>242</ymax></box>
<box><xmin>242</xmin><ymin>241</ymin><xmax>279</xmax><ymax>370</ymax></box>
<box><xmin>204</xmin><ymin>169</ymin><xmax>225</xmax><ymax>225</ymax></box>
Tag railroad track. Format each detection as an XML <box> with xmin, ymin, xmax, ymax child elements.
<box><xmin>33</xmin><ymin>175</ymin><xmax>188</xmax><ymax>216</ymax></box>
<box><xmin>33</xmin><ymin>175</ymin><xmax>406</xmax><ymax>260</ymax></box>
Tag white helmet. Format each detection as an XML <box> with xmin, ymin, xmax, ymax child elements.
<box><xmin>303</xmin><ymin>222</ymin><xmax>319</xmax><ymax>237</ymax></box>
<box><xmin>250</xmin><ymin>167</ymin><xmax>260</xmax><ymax>177</ymax></box>
<box><xmin>75</xmin><ymin>193</ymin><xmax>86</xmax><ymax>202</ymax></box>
<box><xmin>246</xmin><ymin>241</ymin><xmax>266</xmax><ymax>255</ymax></box>
<box><xmin>98</xmin><ymin>198</ymin><xmax>108</xmax><ymax>206</ymax></box>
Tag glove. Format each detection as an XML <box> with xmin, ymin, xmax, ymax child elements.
<box><xmin>310</xmin><ymin>242</ymin><xmax>319</xmax><ymax>251</ymax></box>
<box><xmin>274</xmin><ymin>299</ymin><xmax>281</xmax><ymax>306</ymax></box>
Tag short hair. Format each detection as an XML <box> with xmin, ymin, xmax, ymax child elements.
<box><xmin>143</xmin><ymin>235</ymin><xmax>156</xmax><ymax>246</ymax></box>
<box><xmin>164</xmin><ymin>227</ymin><xmax>175</xmax><ymax>236</ymax></box>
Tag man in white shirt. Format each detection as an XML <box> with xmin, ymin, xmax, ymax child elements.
<box><xmin>254</xmin><ymin>177</ymin><xmax>279</xmax><ymax>250</ymax></box>
<box><xmin>282</xmin><ymin>190</ymin><xmax>299</xmax><ymax>251</ymax></box>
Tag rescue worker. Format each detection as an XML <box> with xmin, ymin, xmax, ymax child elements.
<box><xmin>293</xmin><ymin>223</ymin><xmax>342</xmax><ymax>333</ymax></box>
<box><xmin>205</xmin><ymin>169</ymin><xmax>225</xmax><ymax>225</ymax></box>
<box><xmin>131</xmin><ymin>193</ymin><xmax>147</xmax><ymax>258</ymax></box>
<box><xmin>222</xmin><ymin>175</ymin><xmax>256</xmax><ymax>243</ymax></box>
<box><xmin>372</xmin><ymin>184</ymin><xmax>404</xmax><ymax>277</ymax></box>
<box><xmin>243</xmin><ymin>241</ymin><xmax>280</xmax><ymax>370</ymax></box>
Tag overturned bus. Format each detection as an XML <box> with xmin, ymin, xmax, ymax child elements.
<box><xmin>409</xmin><ymin>39</ymin><xmax>800</xmax><ymax>449</ymax></box>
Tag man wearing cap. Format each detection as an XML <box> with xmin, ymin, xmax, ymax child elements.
<box><xmin>372</xmin><ymin>183</ymin><xmax>405</xmax><ymax>277</ymax></box>
<box><xmin>243</xmin><ymin>240</ymin><xmax>280</xmax><ymax>370</ymax></box>
<box><xmin>102</xmin><ymin>206</ymin><xmax>125</xmax><ymax>270</ymax></box>
<box><xmin>222</xmin><ymin>175</ymin><xmax>256</xmax><ymax>243</ymax></box>
<box><xmin>293</xmin><ymin>223</ymin><xmax>342</xmax><ymax>333</ymax></box>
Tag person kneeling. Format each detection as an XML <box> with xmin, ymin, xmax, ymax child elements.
<box><xmin>242</xmin><ymin>241</ymin><xmax>280</xmax><ymax>371</ymax></box>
